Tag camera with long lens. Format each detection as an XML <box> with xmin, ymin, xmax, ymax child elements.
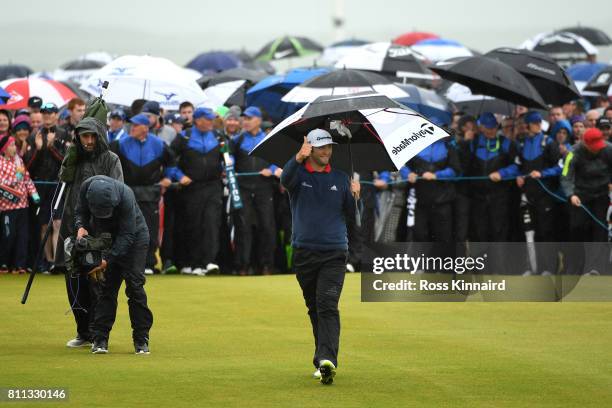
<box><xmin>65</xmin><ymin>233</ymin><xmax>112</xmax><ymax>276</ymax></box>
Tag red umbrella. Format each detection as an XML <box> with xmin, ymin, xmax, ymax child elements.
<box><xmin>392</xmin><ymin>31</ymin><xmax>439</xmax><ymax>46</ymax></box>
<box><xmin>0</xmin><ymin>77</ymin><xmax>76</xmax><ymax>110</ymax></box>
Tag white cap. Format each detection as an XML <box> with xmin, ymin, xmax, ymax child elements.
<box><xmin>307</xmin><ymin>128</ymin><xmax>337</xmax><ymax>147</ymax></box>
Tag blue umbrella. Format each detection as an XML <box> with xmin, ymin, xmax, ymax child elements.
<box><xmin>394</xmin><ymin>84</ymin><xmax>452</xmax><ymax>126</ymax></box>
<box><xmin>0</xmin><ymin>86</ymin><xmax>10</xmax><ymax>103</ymax></box>
<box><xmin>186</xmin><ymin>51</ymin><xmax>242</xmax><ymax>74</ymax></box>
<box><xmin>566</xmin><ymin>62</ymin><xmax>608</xmax><ymax>82</ymax></box>
<box><xmin>245</xmin><ymin>67</ymin><xmax>330</xmax><ymax>122</ymax></box>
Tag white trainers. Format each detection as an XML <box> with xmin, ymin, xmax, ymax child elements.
<box><xmin>318</xmin><ymin>360</ymin><xmax>336</xmax><ymax>385</ymax></box>
<box><xmin>313</xmin><ymin>369</ymin><xmax>321</xmax><ymax>379</ymax></box>
<box><xmin>144</xmin><ymin>268</ymin><xmax>154</xmax><ymax>275</ymax></box>
<box><xmin>66</xmin><ymin>336</ymin><xmax>91</xmax><ymax>348</ymax></box>
<box><xmin>346</xmin><ymin>263</ymin><xmax>355</xmax><ymax>273</ymax></box>
<box><xmin>206</xmin><ymin>263</ymin><xmax>220</xmax><ymax>274</ymax></box>
<box><xmin>180</xmin><ymin>267</ymin><xmax>193</xmax><ymax>275</ymax></box>
<box><xmin>192</xmin><ymin>267</ymin><xmax>205</xmax><ymax>276</ymax></box>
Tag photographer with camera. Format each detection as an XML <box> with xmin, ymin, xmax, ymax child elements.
<box><xmin>58</xmin><ymin>115</ymin><xmax>123</xmax><ymax>349</ymax></box>
<box><xmin>75</xmin><ymin>175</ymin><xmax>153</xmax><ymax>355</ymax></box>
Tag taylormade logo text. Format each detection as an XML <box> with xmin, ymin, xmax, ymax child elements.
<box><xmin>391</xmin><ymin>123</ymin><xmax>435</xmax><ymax>155</ymax></box>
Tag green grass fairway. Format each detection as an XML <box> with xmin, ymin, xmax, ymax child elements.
<box><xmin>2</xmin><ymin>273</ymin><xmax>612</xmax><ymax>407</ymax></box>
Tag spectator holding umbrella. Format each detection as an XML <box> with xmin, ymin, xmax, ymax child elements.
<box><xmin>515</xmin><ymin>111</ymin><xmax>562</xmax><ymax>274</ymax></box>
<box><xmin>171</xmin><ymin>107</ymin><xmax>223</xmax><ymax>276</ymax></box>
<box><xmin>231</xmin><ymin>106</ymin><xmax>281</xmax><ymax>276</ymax></box>
<box><xmin>466</xmin><ymin>112</ymin><xmax>519</xmax><ymax>242</ymax></box>
<box><xmin>110</xmin><ymin>114</ymin><xmax>178</xmax><ymax>275</ymax></box>
<box><xmin>0</xmin><ymin>135</ymin><xmax>39</xmax><ymax>274</ymax></box>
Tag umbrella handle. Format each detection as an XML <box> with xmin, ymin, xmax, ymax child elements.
<box><xmin>347</xmin><ymin>141</ymin><xmax>362</xmax><ymax>228</ymax></box>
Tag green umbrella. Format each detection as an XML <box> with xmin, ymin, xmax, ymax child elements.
<box><xmin>254</xmin><ymin>36</ymin><xmax>323</xmax><ymax>61</ymax></box>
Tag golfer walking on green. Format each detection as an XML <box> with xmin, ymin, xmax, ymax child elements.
<box><xmin>280</xmin><ymin>129</ymin><xmax>360</xmax><ymax>385</ymax></box>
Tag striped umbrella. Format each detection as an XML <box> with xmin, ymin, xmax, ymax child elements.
<box><xmin>334</xmin><ymin>42</ymin><xmax>435</xmax><ymax>86</ymax></box>
<box><xmin>392</xmin><ymin>31</ymin><xmax>439</xmax><ymax>46</ymax></box>
<box><xmin>0</xmin><ymin>77</ymin><xmax>76</xmax><ymax>110</ymax></box>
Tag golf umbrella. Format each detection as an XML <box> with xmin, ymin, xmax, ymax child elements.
<box><xmin>254</xmin><ymin>36</ymin><xmax>324</xmax><ymax>61</ymax></box>
<box><xmin>443</xmin><ymin>82</ymin><xmax>514</xmax><ymax>116</ymax></box>
<box><xmin>584</xmin><ymin>66</ymin><xmax>612</xmax><ymax>96</ymax></box>
<box><xmin>281</xmin><ymin>69</ymin><xmax>409</xmax><ymax>103</ymax></box>
<box><xmin>320</xmin><ymin>39</ymin><xmax>370</xmax><ymax>64</ymax></box>
<box><xmin>0</xmin><ymin>64</ymin><xmax>33</xmax><ymax>81</ymax></box>
<box><xmin>250</xmin><ymin>92</ymin><xmax>451</xmax><ymax>172</ymax></box>
<box><xmin>245</xmin><ymin>67</ymin><xmax>330</xmax><ymax>122</ymax></box>
<box><xmin>429</xmin><ymin>56</ymin><xmax>547</xmax><ymax>109</ymax></box>
<box><xmin>198</xmin><ymin>67</ymin><xmax>268</xmax><ymax>88</ymax></box>
<box><xmin>565</xmin><ymin>62</ymin><xmax>609</xmax><ymax>94</ymax></box>
<box><xmin>392</xmin><ymin>31</ymin><xmax>439</xmax><ymax>46</ymax></box>
<box><xmin>394</xmin><ymin>84</ymin><xmax>453</xmax><ymax>125</ymax></box>
<box><xmin>521</xmin><ymin>32</ymin><xmax>598</xmax><ymax>66</ymax></box>
<box><xmin>0</xmin><ymin>87</ymin><xmax>10</xmax><ymax>103</ymax></box>
<box><xmin>52</xmin><ymin>58</ymin><xmax>107</xmax><ymax>84</ymax></box>
<box><xmin>186</xmin><ymin>51</ymin><xmax>242</xmax><ymax>74</ymax></box>
<box><xmin>335</xmin><ymin>42</ymin><xmax>435</xmax><ymax>85</ymax></box>
<box><xmin>485</xmin><ymin>47</ymin><xmax>580</xmax><ymax>105</ymax></box>
<box><xmin>411</xmin><ymin>38</ymin><xmax>473</xmax><ymax>62</ymax></box>
<box><xmin>557</xmin><ymin>26</ymin><xmax>612</xmax><ymax>46</ymax></box>
<box><xmin>80</xmin><ymin>55</ymin><xmax>207</xmax><ymax>110</ymax></box>
<box><xmin>0</xmin><ymin>77</ymin><xmax>76</xmax><ymax>110</ymax></box>
<box><xmin>198</xmin><ymin>68</ymin><xmax>268</xmax><ymax>107</ymax></box>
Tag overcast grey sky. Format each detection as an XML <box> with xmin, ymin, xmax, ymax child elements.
<box><xmin>6</xmin><ymin>0</ymin><xmax>612</xmax><ymax>70</ymax></box>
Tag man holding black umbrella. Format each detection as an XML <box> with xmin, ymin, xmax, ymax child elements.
<box><xmin>280</xmin><ymin>128</ymin><xmax>360</xmax><ymax>385</ymax></box>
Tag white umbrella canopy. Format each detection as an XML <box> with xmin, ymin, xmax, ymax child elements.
<box><xmin>201</xmin><ymin>79</ymin><xmax>247</xmax><ymax>108</ymax></box>
<box><xmin>334</xmin><ymin>42</ymin><xmax>435</xmax><ymax>84</ymax></box>
<box><xmin>520</xmin><ymin>32</ymin><xmax>598</xmax><ymax>66</ymax></box>
<box><xmin>411</xmin><ymin>39</ymin><xmax>473</xmax><ymax>62</ymax></box>
<box><xmin>80</xmin><ymin>55</ymin><xmax>207</xmax><ymax>109</ymax></box>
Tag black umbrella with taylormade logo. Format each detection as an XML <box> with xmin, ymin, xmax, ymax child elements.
<box><xmin>485</xmin><ymin>47</ymin><xmax>580</xmax><ymax>105</ymax></box>
<box><xmin>249</xmin><ymin>92</ymin><xmax>450</xmax><ymax>172</ymax></box>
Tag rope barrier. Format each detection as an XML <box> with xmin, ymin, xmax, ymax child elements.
<box><xmin>30</xmin><ymin>172</ymin><xmax>609</xmax><ymax>231</ymax></box>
